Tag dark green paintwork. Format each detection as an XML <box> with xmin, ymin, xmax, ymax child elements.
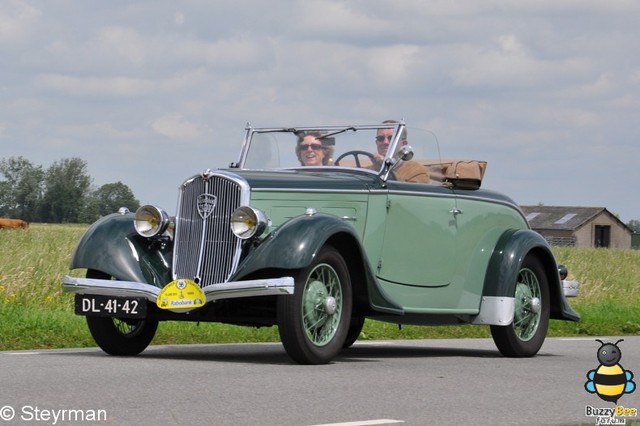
<box><xmin>483</xmin><ymin>229</ymin><xmax>579</xmax><ymax>321</ymax></box>
<box><xmin>231</xmin><ymin>168</ymin><xmax>385</xmax><ymax>191</ymax></box>
<box><xmin>70</xmin><ymin>213</ymin><xmax>172</xmax><ymax>287</ymax></box>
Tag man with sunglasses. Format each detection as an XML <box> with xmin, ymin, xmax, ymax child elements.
<box><xmin>373</xmin><ymin>121</ymin><xmax>430</xmax><ymax>183</ymax></box>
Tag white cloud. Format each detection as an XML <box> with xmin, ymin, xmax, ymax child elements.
<box><xmin>97</xmin><ymin>26</ymin><xmax>148</xmax><ymax>67</ymax></box>
<box><xmin>59</xmin><ymin>122</ymin><xmax>142</xmax><ymax>140</ymax></box>
<box><xmin>33</xmin><ymin>69</ymin><xmax>208</xmax><ymax>98</ymax></box>
<box><xmin>94</xmin><ymin>26</ymin><xmax>271</xmax><ymax>70</ymax></box>
<box><xmin>174</xmin><ymin>36</ymin><xmax>272</xmax><ymax>69</ymax></box>
<box><xmin>451</xmin><ymin>34</ymin><xmax>592</xmax><ymax>89</ymax></box>
<box><xmin>556</xmin><ymin>74</ymin><xmax>614</xmax><ymax>100</ymax></box>
<box><xmin>0</xmin><ymin>0</ymin><xmax>41</xmax><ymax>45</ymax></box>
<box><xmin>2</xmin><ymin>0</ymin><xmax>640</xmax><ymax>221</ymax></box>
<box><xmin>34</xmin><ymin>74</ymin><xmax>155</xmax><ymax>97</ymax></box>
<box><xmin>150</xmin><ymin>113</ymin><xmax>209</xmax><ymax>140</ymax></box>
<box><xmin>291</xmin><ymin>1</ymin><xmax>387</xmax><ymax>37</ymax></box>
<box><xmin>362</xmin><ymin>45</ymin><xmax>422</xmax><ymax>88</ymax></box>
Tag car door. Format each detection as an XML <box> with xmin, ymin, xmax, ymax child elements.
<box><xmin>376</xmin><ymin>182</ymin><xmax>458</xmax><ymax>310</ymax></box>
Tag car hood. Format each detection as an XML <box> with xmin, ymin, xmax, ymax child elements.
<box><xmin>217</xmin><ymin>168</ymin><xmax>385</xmax><ymax>191</ymax></box>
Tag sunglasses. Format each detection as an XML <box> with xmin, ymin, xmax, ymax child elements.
<box><xmin>299</xmin><ymin>143</ymin><xmax>323</xmax><ymax>151</ymax></box>
<box><xmin>376</xmin><ymin>135</ymin><xmax>394</xmax><ymax>142</ymax></box>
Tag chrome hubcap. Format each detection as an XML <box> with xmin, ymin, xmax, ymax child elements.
<box><xmin>324</xmin><ymin>296</ymin><xmax>337</xmax><ymax>315</ymax></box>
<box><xmin>529</xmin><ymin>296</ymin><xmax>541</xmax><ymax>314</ymax></box>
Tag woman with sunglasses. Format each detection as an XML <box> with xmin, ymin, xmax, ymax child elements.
<box><xmin>295</xmin><ymin>132</ymin><xmax>334</xmax><ymax>166</ymax></box>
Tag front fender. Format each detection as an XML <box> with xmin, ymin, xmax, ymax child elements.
<box><xmin>231</xmin><ymin>213</ymin><xmax>359</xmax><ymax>278</ymax></box>
<box><xmin>230</xmin><ymin>213</ymin><xmax>403</xmax><ymax>315</ymax></box>
<box><xmin>70</xmin><ymin>213</ymin><xmax>172</xmax><ymax>287</ymax></box>
<box><xmin>484</xmin><ymin>229</ymin><xmax>579</xmax><ymax>321</ymax></box>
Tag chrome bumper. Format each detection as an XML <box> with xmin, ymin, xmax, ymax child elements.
<box><xmin>63</xmin><ymin>275</ymin><xmax>295</xmax><ymax>304</ymax></box>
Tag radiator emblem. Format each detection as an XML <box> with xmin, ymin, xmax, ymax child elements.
<box><xmin>197</xmin><ymin>194</ymin><xmax>217</xmax><ymax>219</ymax></box>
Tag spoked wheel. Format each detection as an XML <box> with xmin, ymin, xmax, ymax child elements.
<box><xmin>490</xmin><ymin>256</ymin><xmax>550</xmax><ymax>357</ymax></box>
<box><xmin>277</xmin><ymin>246</ymin><xmax>352</xmax><ymax>364</ymax></box>
<box><xmin>84</xmin><ymin>270</ymin><xmax>158</xmax><ymax>356</ymax></box>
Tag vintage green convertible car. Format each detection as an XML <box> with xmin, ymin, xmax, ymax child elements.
<box><xmin>63</xmin><ymin>121</ymin><xmax>579</xmax><ymax>364</ymax></box>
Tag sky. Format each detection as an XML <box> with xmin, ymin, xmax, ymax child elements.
<box><xmin>1</xmin><ymin>0</ymin><xmax>639</xmax><ymax>222</ymax></box>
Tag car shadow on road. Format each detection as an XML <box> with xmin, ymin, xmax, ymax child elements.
<box><xmin>43</xmin><ymin>340</ymin><xmax>557</xmax><ymax>365</ymax></box>
<box><xmin>338</xmin><ymin>343</ymin><xmax>502</xmax><ymax>362</ymax></box>
<box><xmin>56</xmin><ymin>341</ymin><xmax>503</xmax><ymax>364</ymax></box>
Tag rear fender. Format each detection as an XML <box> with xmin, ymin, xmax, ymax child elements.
<box><xmin>483</xmin><ymin>229</ymin><xmax>579</xmax><ymax>321</ymax></box>
<box><xmin>70</xmin><ymin>213</ymin><xmax>172</xmax><ymax>287</ymax></box>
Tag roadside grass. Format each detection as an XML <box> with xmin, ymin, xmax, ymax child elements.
<box><xmin>1</xmin><ymin>224</ymin><xmax>639</xmax><ymax>351</ymax></box>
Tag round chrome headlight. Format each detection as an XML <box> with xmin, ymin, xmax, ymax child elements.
<box><xmin>134</xmin><ymin>205</ymin><xmax>170</xmax><ymax>238</ymax></box>
<box><xmin>230</xmin><ymin>206</ymin><xmax>267</xmax><ymax>239</ymax></box>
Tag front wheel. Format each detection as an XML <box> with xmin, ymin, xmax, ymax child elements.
<box><xmin>342</xmin><ymin>316</ymin><xmax>365</xmax><ymax>349</ymax></box>
<box><xmin>490</xmin><ymin>256</ymin><xmax>550</xmax><ymax>357</ymax></box>
<box><xmin>85</xmin><ymin>270</ymin><xmax>158</xmax><ymax>356</ymax></box>
<box><xmin>277</xmin><ymin>246</ymin><xmax>352</xmax><ymax>364</ymax></box>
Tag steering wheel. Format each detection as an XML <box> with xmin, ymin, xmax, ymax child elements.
<box><xmin>334</xmin><ymin>150</ymin><xmax>377</xmax><ymax>167</ymax></box>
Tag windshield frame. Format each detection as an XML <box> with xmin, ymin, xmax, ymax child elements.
<box><xmin>233</xmin><ymin>122</ymin><xmax>404</xmax><ymax>172</ymax></box>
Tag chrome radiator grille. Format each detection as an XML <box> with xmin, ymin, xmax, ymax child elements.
<box><xmin>173</xmin><ymin>173</ymin><xmax>245</xmax><ymax>287</ymax></box>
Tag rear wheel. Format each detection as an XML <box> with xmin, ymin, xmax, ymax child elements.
<box><xmin>490</xmin><ymin>256</ymin><xmax>550</xmax><ymax>357</ymax></box>
<box><xmin>84</xmin><ymin>270</ymin><xmax>158</xmax><ymax>356</ymax></box>
<box><xmin>277</xmin><ymin>246</ymin><xmax>352</xmax><ymax>364</ymax></box>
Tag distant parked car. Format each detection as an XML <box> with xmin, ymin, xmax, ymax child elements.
<box><xmin>63</xmin><ymin>121</ymin><xmax>579</xmax><ymax>364</ymax></box>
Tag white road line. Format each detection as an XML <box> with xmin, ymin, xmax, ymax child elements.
<box><xmin>309</xmin><ymin>420</ymin><xmax>404</xmax><ymax>426</ymax></box>
<box><xmin>2</xmin><ymin>349</ymin><xmax>96</xmax><ymax>355</ymax></box>
<box><xmin>558</xmin><ymin>337</ymin><xmax>608</xmax><ymax>341</ymax></box>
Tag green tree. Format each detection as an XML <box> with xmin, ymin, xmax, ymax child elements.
<box><xmin>80</xmin><ymin>181</ymin><xmax>140</xmax><ymax>223</ymax></box>
<box><xmin>0</xmin><ymin>180</ymin><xmax>12</xmax><ymax>217</ymax></box>
<box><xmin>39</xmin><ymin>158</ymin><xmax>91</xmax><ymax>223</ymax></box>
<box><xmin>627</xmin><ymin>219</ymin><xmax>640</xmax><ymax>233</ymax></box>
<box><xmin>0</xmin><ymin>156</ymin><xmax>44</xmax><ymax>221</ymax></box>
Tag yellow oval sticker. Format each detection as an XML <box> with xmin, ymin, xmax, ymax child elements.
<box><xmin>157</xmin><ymin>279</ymin><xmax>205</xmax><ymax>311</ymax></box>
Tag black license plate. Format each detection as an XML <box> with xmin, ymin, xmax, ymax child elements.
<box><xmin>75</xmin><ymin>295</ymin><xmax>147</xmax><ymax>319</ymax></box>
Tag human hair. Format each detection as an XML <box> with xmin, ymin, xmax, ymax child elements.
<box><xmin>381</xmin><ymin>119</ymin><xmax>407</xmax><ymax>140</ymax></box>
<box><xmin>295</xmin><ymin>132</ymin><xmax>334</xmax><ymax>165</ymax></box>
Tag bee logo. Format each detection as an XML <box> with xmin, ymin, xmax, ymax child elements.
<box><xmin>585</xmin><ymin>339</ymin><xmax>636</xmax><ymax>403</ymax></box>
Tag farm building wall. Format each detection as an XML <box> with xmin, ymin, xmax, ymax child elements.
<box><xmin>574</xmin><ymin>211</ymin><xmax>632</xmax><ymax>249</ymax></box>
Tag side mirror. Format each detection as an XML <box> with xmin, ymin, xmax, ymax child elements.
<box><xmin>395</xmin><ymin>145</ymin><xmax>414</xmax><ymax>162</ymax></box>
<box><xmin>381</xmin><ymin>145</ymin><xmax>415</xmax><ymax>182</ymax></box>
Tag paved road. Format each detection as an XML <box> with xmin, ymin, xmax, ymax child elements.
<box><xmin>1</xmin><ymin>337</ymin><xmax>639</xmax><ymax>425</ymax></box>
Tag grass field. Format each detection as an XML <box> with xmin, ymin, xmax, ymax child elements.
<box><xmin>1</xmin><ymin>223</ymin><xmax>639</xmax><ymax>351</ymax></box>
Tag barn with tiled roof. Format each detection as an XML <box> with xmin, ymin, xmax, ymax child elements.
<box><xmin>519</xmin><ymin>206</ymin><xmax>632</xmax><ymax>249</ymax></box>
